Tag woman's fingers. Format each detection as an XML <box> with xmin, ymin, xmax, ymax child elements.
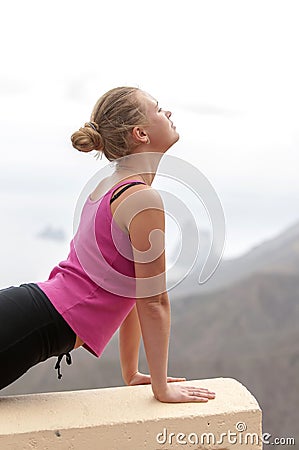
<box><xmin>185</xmin><ymin>386</ymin><xmax>216</xmax><ymax>401</ymax></box>
<box><xmin>167</xmin><ymin>376</ymin><xmax>186</xmax><ymax>382</ymax></box>
<box><xmin>165</xmin><ymin>382</ymin><xmax>216</xmax><ymax>400</ymax></box>
<box><xmin>155</xmin><ymin>384</ymin><xmax>216</xmax><ymax>403</ymax></box>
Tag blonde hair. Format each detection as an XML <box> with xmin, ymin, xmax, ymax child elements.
<box><xmin>71</xmin><ymin>86</ymin><xmax>149</xmax><ymax>161</ymax></box>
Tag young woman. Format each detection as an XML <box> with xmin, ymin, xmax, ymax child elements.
<box><xmin>0</xmin><ymin>86</ymin><xmax>215</xmax><ymax>403</ymax></box>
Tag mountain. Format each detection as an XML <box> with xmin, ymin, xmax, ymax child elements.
<box><xmin>169</xmin><ymin>270</ymin><xmax>299</xmax><ymax>443</ymax></box>
<box><xmin>168</xmin><ymin>219</ymin><xmax>299</xmax><ymax>300</ymax></box>
<box><xmin>36</xmin><ymin>225</ymin><xmax>66</xmax><ymax>241</ymax></box>
<box><xmin>1</xmin><ymin>220</ymin><xmax>299</xmax><ymax>447</ymax></box>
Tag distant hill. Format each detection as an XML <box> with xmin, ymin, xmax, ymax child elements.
<box><xmin>2</xmin><ymin>220</ymin><xmax>299</xmax><ymax>447</ymax></box>
<box><xmin>170</xmin><ymin>270</ymin><xmax>299</xmax><ymax>442</ymax></box>
<box><xmin>36</xmin><ymin>225</ymin><xmax>66</xmax><ymax>241</ymax></box>
<box><xmin>168</xmin><ymin>219</ymin><xmax>299</xmax><ymax>299</ymax></box>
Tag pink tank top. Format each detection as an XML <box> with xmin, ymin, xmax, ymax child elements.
<box><xmin>36</xmin><ymin>179</ymin><xmax>146</xmax><ymax>357</ymax></box>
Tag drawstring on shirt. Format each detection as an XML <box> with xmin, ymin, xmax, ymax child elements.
<box><xmin>55</xmin><ymin>352</ymin><xmax>72</xmax><ymax>380</ymax></box>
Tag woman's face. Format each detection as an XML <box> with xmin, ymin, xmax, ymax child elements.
<box><xmin>138</xmin><ymin>91</ymin><xmax>180</xmax><ymax>152</ymax></box>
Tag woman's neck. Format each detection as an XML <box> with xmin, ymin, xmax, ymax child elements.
<box><xmin>113</xmin><ymin>151</ymin><xmax>164</xmax><ymax>186</ymax></box>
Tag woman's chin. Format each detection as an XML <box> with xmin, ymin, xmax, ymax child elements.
<box><xmin>173</xmin><ymin>132</ymin><xmax>180</xmax><ymax>143</ymax></box>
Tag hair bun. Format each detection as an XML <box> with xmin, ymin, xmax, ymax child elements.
<box><xmin>71</xmin><ymin>122</ymin><xmax>104</xmax><ymax>153</ymax></box>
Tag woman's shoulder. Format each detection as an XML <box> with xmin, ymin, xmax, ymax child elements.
<box><xmin>112</xmin><ymin>182</ymin><xmax>164</xmax><ymax>235</ymax></box>
<box><xmin>122</xmin><ymin>182</ymin><xmax>163</xmax><ymax>206</ymax></box>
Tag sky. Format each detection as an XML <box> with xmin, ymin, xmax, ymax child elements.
<box><xmin>0</xmin><ymin>0</ymin><xmax>299</xmax><ymax>286</ymax></box>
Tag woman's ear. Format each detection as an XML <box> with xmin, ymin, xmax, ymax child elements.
<box><xmin>132</xmin><ymin>126</ymin><xmax>149</xmax><ymax>145</ymax></box>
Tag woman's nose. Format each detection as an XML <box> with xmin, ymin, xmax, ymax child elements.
<box><xmin>166</xmin><ymin>110</ymin><xmax>172</xmax><ymax>118</ymax></box>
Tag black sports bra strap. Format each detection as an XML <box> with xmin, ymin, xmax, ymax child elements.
<box><xmin>110</xmin><ymin>182</ymin><xmax>146</xmax><ymax>204</ymax></box>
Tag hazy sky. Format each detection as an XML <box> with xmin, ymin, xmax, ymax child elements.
<box><xmin>0</xmin><ymin>0</ymin><xmax>298</xmax><ymax>281</ymax></box>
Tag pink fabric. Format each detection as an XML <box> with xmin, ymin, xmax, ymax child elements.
<box><xmin>36</xmin><ymin>179</ymin><xmax>146</xmax><ymax>357</ymax></box>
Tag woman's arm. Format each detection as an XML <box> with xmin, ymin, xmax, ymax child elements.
<box><xmin>119</xmin><ymin>299</ymin><xmax>186</xmax><ymax>387</ymax></box>
<box><xmin>135</xmin><ymin>292</ymin><xmax>170</xmax><ymax>397</ymax></box>
<box><xmin>119</xmin><ymin>305</ymin><xmax>141</xmax><ymax>385</ymax></box>
<box><xmin>126</xmin><ymin>187</ymin><xmax>216</xmax><ymax>403</ymax></box>
<box><xmin>127</xmin><ymin>187</ymin><xmax>170</xmax><ymax>396</ymax></box>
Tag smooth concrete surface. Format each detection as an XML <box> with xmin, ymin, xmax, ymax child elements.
<box><xmin>0</xmin><ymin>377</ymin><xmax>262</xmax><ymax>449</ymax></box>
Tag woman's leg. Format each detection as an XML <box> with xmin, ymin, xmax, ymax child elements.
<box><xmin>0</xmin><ymin>283</ymin><xmax>76</xmax><ymax>391</ymax></box>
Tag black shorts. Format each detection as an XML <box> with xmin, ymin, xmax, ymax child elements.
<box><xmin>0</xmin><ymin>282</ymin><xmax>76</xmax><ymax>391</ymax></box>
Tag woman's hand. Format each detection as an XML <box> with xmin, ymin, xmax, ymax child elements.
<box><xmin>128</xmin><ymin>371</ymin><xmax>186</xmax><ymax>386</ymax></box>
<box><xmin>154</xmin><ymin>383</ymin><xmax>216</xmax><ymax>403</ymax></box>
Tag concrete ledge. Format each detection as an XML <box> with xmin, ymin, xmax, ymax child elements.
<box><xmin>0</xmin><ymin>377</ymin><xmax>262</xmax><ymax>449</ymax></box>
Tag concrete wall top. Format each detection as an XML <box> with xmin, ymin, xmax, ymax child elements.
<box><xmin>0</xmin><ymin>377</ymin><xmax>262</xmax><ymax>449</ymax></box>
